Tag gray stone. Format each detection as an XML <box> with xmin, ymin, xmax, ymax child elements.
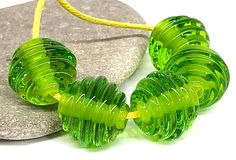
<box><xmin>0</xmin><ymin>0</ymin><xmax>148</xmax><ymax>140</ymax></box>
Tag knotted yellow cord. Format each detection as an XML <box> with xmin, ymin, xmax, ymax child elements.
<box><xmin>32</xmin><ymin>0</ymin><xmax>144</xmax><ymax>119</ymax></box>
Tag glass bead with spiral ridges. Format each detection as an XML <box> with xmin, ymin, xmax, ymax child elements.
<box><xmin>58</xmin><ymin>76</ymin><xmax>129</xmax><ymax>147</ymax></box>
<box><xmin>8</xmin><ymin>38</ymin><xmax>77</xmax><ymax>105</ymax></box>
<box><xmin>164</xmin><ymin>46</ymin><xmax>229</xmax><ymax>108</ymax></box>
<box><xmin>131</xmin><ymin>71</ymin><xmax>199</xmax><ymax>140</ymax></box>
<box><xmin>148</xmin><ymin>15</ymin><xmax>229</xmax><ymax>108</ymax></box>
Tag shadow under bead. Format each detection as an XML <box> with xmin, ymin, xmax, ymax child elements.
<box><xmin>58</xmin><ymin>76</ymin><xmax>129</xmax><ymax>148</ymax></box>
<box><xmin>8</xmin><ymin>38</ymin><xmax>77</xmax><ymax>105</ymax></box>
<box><xmin>131</xmin><ymin>71</ymin><xmax>199</xmax><ymax>141</ymax></box>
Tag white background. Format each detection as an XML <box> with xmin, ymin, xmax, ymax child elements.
<box><xmin>0</xmin><ymin>0</ymin><xmax>236</xmax><ymax>159</ymax></box>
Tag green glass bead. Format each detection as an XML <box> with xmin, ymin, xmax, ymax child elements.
<box><xmin>149</xmin><ymin>16</ymin><xmax>209</xmax><ymax>70</ymax></box>
<box><xmin>58</xmin><ymin>76</ymin><xmax>129</xmax><ymax>148</ymax></box>
<box><xmin>164</xmin><ymin>46</ymin><xmax>230</xmax><ymax>108</ymax></box>
<box><xmin>130</xmin><ymin>71</ymin><xmax>199</xmax><ymax>141</ymax></box>
<box><xmin>8</xmin><ymin>38</ymin><xmax>77</xmax><ymax>105</ymax></box>
<box><xmin>148</xmin><ymin>15</ymin><xmax>230</xmax><ymax>108</ymax></box>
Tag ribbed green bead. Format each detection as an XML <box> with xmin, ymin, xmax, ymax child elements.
<box><xmin>149</xmin><ymin>15</ymin><xmax>230</xmax><ymax>108</ymax></box>
<box><xmin>164</xmin><ymin>46</ymin><xmax>230</xmax><ymax>108</ymax></box>
<box><xmin>149</xmin><ymin>16</ymin><xmax>209</xmax><ymax>70</ymax></box>
<box><xmin>8</xmin><ymin>38</ymin><xmax>77</xmax><ymax>105</ymax></box>
<box><xmin>131</xmin><ymin>71</ymin><xmax>199</xmax><ymax>140</ymax></box>
<box><xmin>58</xmin><ymin>76</ymin><xmax>129</xmax><ymax>148</ymax></box>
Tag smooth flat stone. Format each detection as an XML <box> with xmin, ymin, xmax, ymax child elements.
<box><xmin>0</xmin><ymin>0</ymin><xmax>148</xmax><ymax>140</ymax></box>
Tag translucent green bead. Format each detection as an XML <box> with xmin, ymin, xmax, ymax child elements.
<box><xmin>58</xmin><ymin>76</ymin><xmax>129</xmax><ymax>148</ymax></box>
<box><xmin>148</xmin><ymin>15</ymin><xmax>230</xmax><ymax>108</ymax></box>
<box><xmin>149</xmin><ymin>16</ymin><xmax>209</xmax><ymax>70</ymax></box>
<box><xmin>8</xmin><ymin>38</ymin><xmax>77</xmax><ymax>105</ymax></box>
<box><xmin>130</xmin><ymin>71</ymin><xmax>199</xmax><ymax>140</ymax></box>
<box><xmin>164</xmin><ymin>46</ymin><xmax>230</xmax><ymax>108</ymax></box>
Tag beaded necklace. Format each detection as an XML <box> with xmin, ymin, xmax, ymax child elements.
<box><xmin>8</xmin><ymin>0</ymin><xmax>230</xmax><ymax>148</ymax></box>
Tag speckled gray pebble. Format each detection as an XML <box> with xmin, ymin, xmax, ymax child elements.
<box><xmin>0</xmin><ymin>0</ymin><xmax>148</xmax><ymax>140</ymax></box>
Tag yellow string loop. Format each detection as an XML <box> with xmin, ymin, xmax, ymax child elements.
<box><xmin>32</xmin><ymin>0</ymin><xmax>45</xmax><ymax>39</ymax></box>
<box><xmin>56</xmin><ymin>0</ymin><xmax>154</xmax><ymax>31</ymax></box>
<box><xmin>32</xmin><ymin>0</ymin><xmax>154</xmax><ymax>39</ymax></box>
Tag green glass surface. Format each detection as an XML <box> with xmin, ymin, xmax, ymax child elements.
<box><xmin>164</xmin><ymin>46</ymin><xmax>230</xmax><ymax>108</ymax></box>
<box><xmin>58</xmin><ymin>76</ymin><xmax>129</xmax><ymax>148</ymax></box>
<box><xmin>131</xmin><ymin>71</ymin><xmax>199</xmax><ymax>141</ymax></box>
<box><xmin>149</xmin><ymin>16</ymin><xmax>209</xmax><ymax>70</ymax></box>
<box><xmin>8</xmin><ymin>38</ymin><xmax>77</xmax><ymax>105</ymax></box>
<box><xmin>149</xmin><ymin>15</ymin><xmax>230</xmax><ymax>108</ymax></box>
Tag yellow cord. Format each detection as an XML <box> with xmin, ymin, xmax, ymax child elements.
<box><xmin>56</xmin><ymin>0</ymin><xmax>154</xmax><ymax>31</ymax></box>
<box><xmin>126</xmin><ymin>111</ymin><xmax>141</xmax><ymax>119</ymax></box>
<box><xmin>50</xmin><ymin>93</ymin><xmax>62</xmax><ymax>101</ymax></box>
<box><xmin>32</xmin><ymin>0</ymin><xmax>154</xmax><ymax>38</ymax></box>
<box><xmin>32</xmin><ymin>0</ymin><xmax>45</xmax><ymax>39</ymax></box>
